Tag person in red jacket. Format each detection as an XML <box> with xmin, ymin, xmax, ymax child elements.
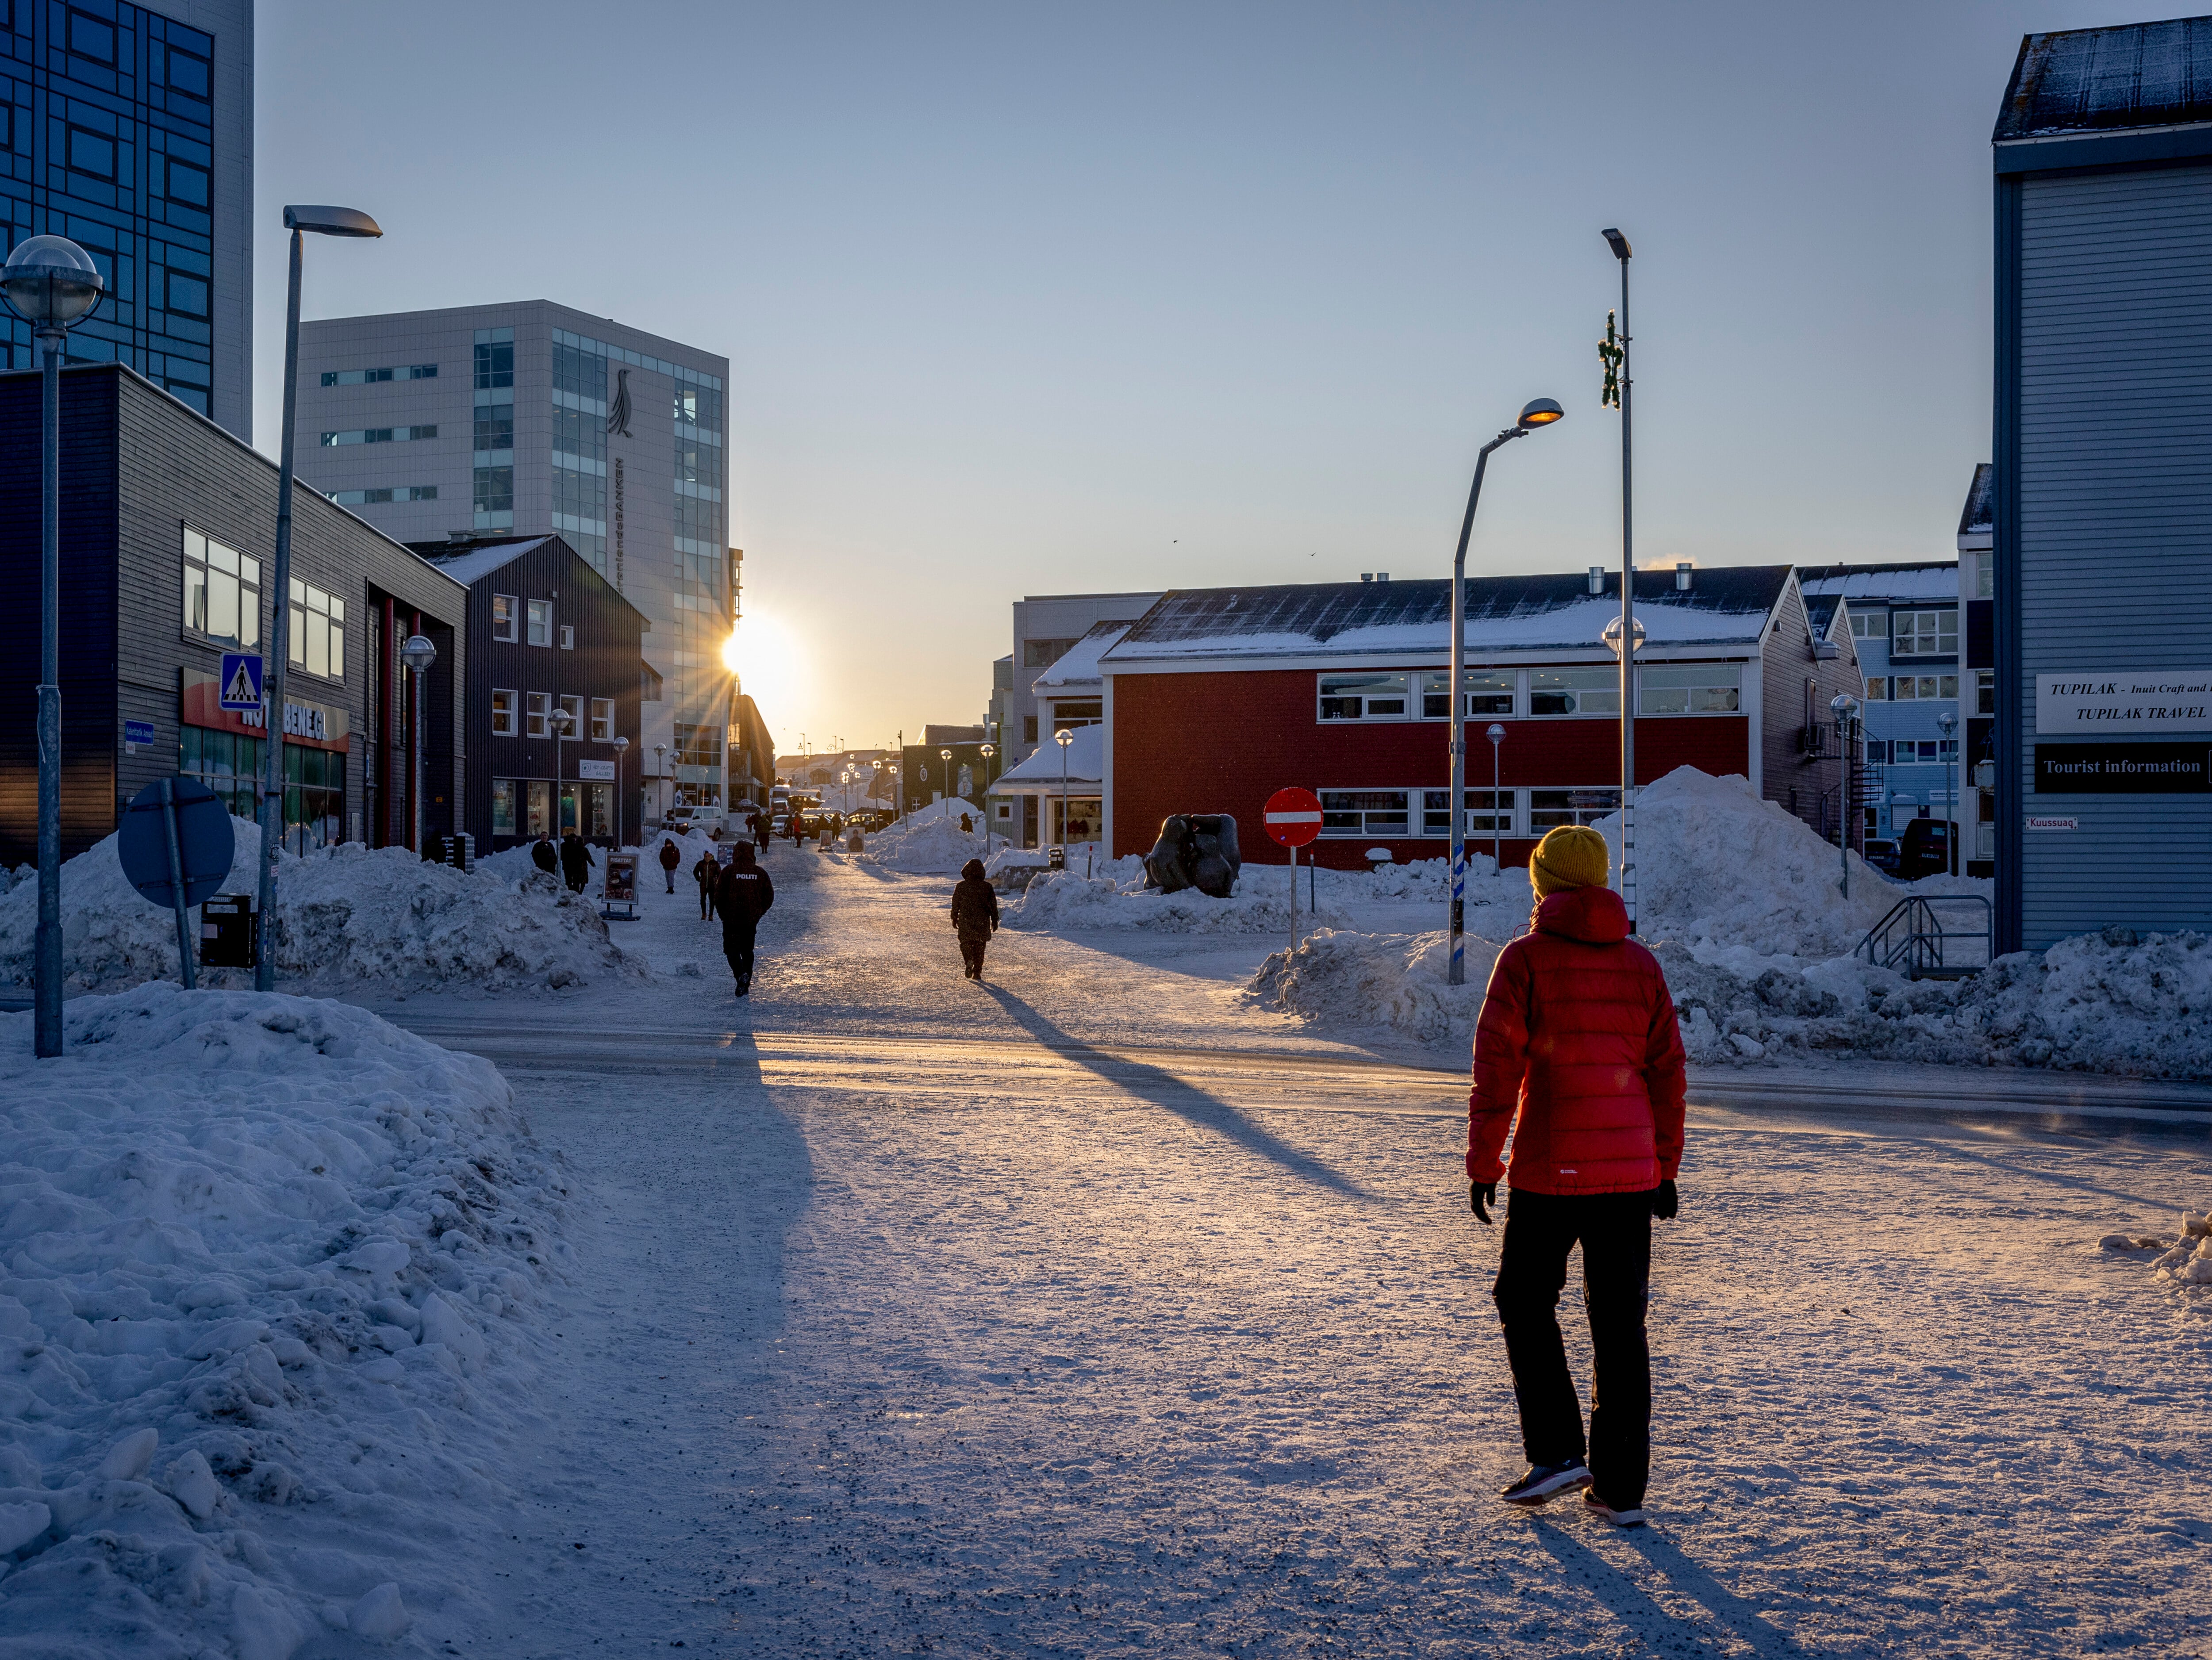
<box><xmin>1468</xmin><ymin>823</ymin><xmax>1686</xmax><ymax>1530</ymax></box>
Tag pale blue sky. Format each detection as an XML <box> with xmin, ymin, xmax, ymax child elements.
<box><xmin>254</xmin><ymin>1</ymin><xmax>2145</xmax><ymax>753</ymax></box>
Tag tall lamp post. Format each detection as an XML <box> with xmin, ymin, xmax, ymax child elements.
<box><xmin>399</xmin><ymin>635</ymin><xmax>437</xmax><ymax>859</ymax></box>
<box><xmin>1446</xmin><ymin>397</ymin><xmax>1563</xmax><ymax>986</ymax></box>
<box><xmin>1485</xmin><ymin>723</ymin><xmax>1507</xmax><ymax>877</ymax></box>
<box><xmin>940</xmin><ymin>748</ymin><xmax>953</xmax><ymax>811</ymax></box>
<box><xmin>1053</xmin><ymin>728</ymin><xmax>1074</xmax><ymax>848</ymax></box>
<box><xmin>613</xmin><ymin>735</ymin><xmax>630</xmax><ymax>845</ymax></box>
<box><xmin>1936</xmin><ymin>709</ymin><xmax>1959</xmax><ymax>876</ymax></box>
<box><xmin>979</xmin><ymin>743</ymin><xmax>997</xmax><ymax>854</ymax></box>
<box><xmin>1601</xmin><ymin>227</ymin><xmax>1638</xmax><ymax>936</ymax></box>
<box><xmin>2</xmin><ymin>236</ymin><xmax>105</xmax><ymax>1056</ymax></box>
<box><xmin>254</xmin><ymin>205</ymin><xmax>382</xmax><ymax>990</ymax></box>
<box><xmin>653</xmin><ymin>742</ymin><xmax>668</xmax><ymax>825</ymax></box>
<box><xmin>1830</xmin><ymin>694</ymin><xmax>1861</xmax><ymax>898</ymax></box>
<box><xmin>550</xmin><ymin>704</ymin><xmax>576</xmax><ymax>835</ymax></box>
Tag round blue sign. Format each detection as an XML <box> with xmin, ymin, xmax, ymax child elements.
<box><xmin>118</xmin><ymin>776</ymin><xmax>236</xmax><ymax>909</ymax></box>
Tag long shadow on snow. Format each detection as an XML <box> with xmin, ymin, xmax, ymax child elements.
<box><xmin>1526</xmin><ymin>1516</ymin><xmax>1809</xmax><ymax>1658</ymax></box>
<box><xmin>979</xmin><ymin>983</ymin><xmax>1378</xmax><ymax>1200</ymax></box>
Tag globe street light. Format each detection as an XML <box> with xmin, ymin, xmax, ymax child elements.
<box><xmin>979</xmin><ymin>743</ymin><xmax>997</xmax><ymax>855</ymax></box>
<box><xmin>2</xmin><ymin>234</ymin><xmax>105</xmax><ymax>1057</ymax></box>
<box><xmin>613</xmin><ymin>734</ymin><xmax>630</xmax><ymax>846</ymax></box>
<box><xmin>1486</xmin><ymin>723</ymin><xmax>1507</xmax><ymax>876</ymax></box>
<box><xmin>654</xmin><ymin>742</ymin><xmax>668</xmax><ymax>824</ymax></box>
<box><xmin>1936</xmin><ymin>709</ymin><xmax>1959</xmax><ymax>876</ymax></box>
<box><xmin>255</xmin><ymin>204</ymin><xmax>382</xmax><ymax>992</ymax></box>
<box><xmin>1054</xmin><ymin>728</ymin><xmax>1074</xmax><ymax>851</ymax></box>
<box><xmin>1446</xmin><ymin>397</ymin><xmax>1563</xmax><ymax>985</ymax></box>
<box><xmin>940</xmin><ymin>748</ymin><xmax>953</xmax><ymax>811</ymax></box>
<box><xmin>550</xmin><ymin>703</ymin><xmax>577</xmax><ymax>838</ymax></box>
<box><xmin>400</xmin><ymin>635</ymin><xmax>438</xmax><ymax>863</ymax></box>
<box><xmin>1601</xmin><ymin>614</ymin><xmax>1649</xmax><ymax>933</ymax></box>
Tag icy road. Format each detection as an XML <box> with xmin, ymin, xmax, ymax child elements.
<box><xmin>371</xmin><ymin>844</ymin><xmax>2210</xmax><ymax>1659</ymax></box>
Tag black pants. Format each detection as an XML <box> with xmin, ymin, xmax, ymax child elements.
<box><xmin>1492</xmin><ymin>1187</ymin><xmax>1654</xmax><ymax>1507</ymax></box>
<box><xmin>664</xmin><ymin>870</ymin><xmax>676</xmax><ymax>893</ymax></box>
<box><xmin>723</xmin><ymin>925</ymin><xmax>757</xmax><ymax>992</ymax></box>
<box><xmin>700</xmin><ymin>886</ymin><xmax>715</xmax><ymax>920</ymax></box>
<box><xmin>959</xmin><ymin>937</ymin><xmax>987</xmax><ymax>978</ymax></box>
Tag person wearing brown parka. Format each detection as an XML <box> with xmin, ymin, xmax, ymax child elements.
<box><xmin>1468</xmin><ymin>824</ymin><xmax>1686</xmax><ymax>1531</ymax></box>
<box><xmin>949</xmin><ymin>858</ymin><xmax>998</xmax><ymax>981</ymax></box>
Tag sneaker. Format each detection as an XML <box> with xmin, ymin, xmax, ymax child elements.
<box><xmin>1499</xmin><ymin>1459</ymin><xmax>1592</xmax><ymax>1506</ymax></box>
<box><xmin>1582</xmin><ymin>1489</ymin><xmax>1646</xmax><ymax>1529</ymax></box>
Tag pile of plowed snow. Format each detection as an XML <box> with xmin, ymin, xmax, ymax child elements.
<box><xmin>1006</xmin><ymin>863</ymin><xmax>1357</xmax><ymax>935</ymax></box>
<box><xmin>2102</xmin><ymin>1207</ymin><xmax>2212</xmax><ymax>1310</ymax></box>
<box><xmin>859</xmin><ymin>801</ymin><xmax>991</xmax><ymax>874</ymax></box>
<box><xmin>0</xmin><ymin>817</ymin><xmax>642</xmax><ymax>994</ymax></box>
<box><xmin>0</xmin><ymin>984</ymin><xmax>569</xmax><ymax>1652</ymax></box>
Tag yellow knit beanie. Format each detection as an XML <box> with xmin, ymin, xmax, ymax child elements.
<box><xmin>1530</xmin><ymin>824</ymin><xmax>1609</xmax><ymax>897</ymax></box>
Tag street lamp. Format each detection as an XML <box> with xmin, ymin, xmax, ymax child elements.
<box><xmin>253</xmin><ymin>204</ymin><xmax>382</xmax><ymax>992</ymax></box>
<box><xmin>613</xmin><ymin>735</ymin><xmax>630</xmax><ymax>846</ymax></box>
<box><xmin>1936</xmin><ymin>709</ymin><xmax>1959</xmax><ymax>876</ymax></box>
<box><xmin>1602</xmin><ymin>228</ymin><xmax>1639</xmax><ymax>946</ymax></box>
<box><xmin>1830</xmin><ymin>693</ymin><xmax>1861</xmax><ymax>898</ymax></box>
<box><xmin>1446</xmin><ymin>396</ymin><xmax>1563</xmax><ymax>985</ymax></box>
<box><xmin>979</xmin><ymin>744</ymin><xmax>997</xmax><ymax>854</ymax></box>
<box><xmin>3</xmin><ymin>234</ymin><xmax>105</xmax><ymax>1058</ymax></box>
<box><xmin>1053</xmin><ymin>728</ymin><xmax>1074</xmax><ymax>850</ymax></box>
<box><xmin>653</xmin><ymin>742</ymin><xmax>668</xmax><ymax>824</ymax></box>
<box><xmin>550</xmin><ymin>703</ymin><xmax>577</xmax><ymax>836</ymax></box>
<box><xmin>1485</xmin><ymin>723</ymin><xmax>1507</xmax><ymax>876</ymax></box>
<box><xmin>940</xmin><ymin>748</ymin><xmax>953</xmax><ymax>811</ymax></box>
<box><xmin>1601</xmin><ymin>614</ymin><xmax>1648</xmax><ymax>931</ymax></box>
<box><xmin>398</xmin><ymin>634</ymin><xmax>437</xmax><ymax>862</ymax></box>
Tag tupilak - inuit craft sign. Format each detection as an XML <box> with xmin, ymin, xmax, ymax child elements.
<box><xmin>2035</xmin><ymin>742</ymin><xmax>2212</xmax><ymax>794</ymax></box>
<box><xmin>2035</xmin><ymin>670</ymin><xmax>2212</xmax><ymax>734</ymax></box>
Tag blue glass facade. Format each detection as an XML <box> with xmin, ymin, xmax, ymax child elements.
<box><xmin>1</xmin><ymin>0</ymin><xmax>219</xmax><ymax>415</ymax></box>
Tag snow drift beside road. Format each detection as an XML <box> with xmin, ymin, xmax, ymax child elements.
<box><xmin>859</xmin><ymin>802</ymin><xmax>991</xmax><ymax>874</ymax></box>
<box><xmin>0</xmin><ymin>984</ymin><xmax>570</xmax><ymax>1652</ymax></box>
<box><xmin>0</xmin><ymin>817</ymin><xmax>642</xmax><ymax>995</ymax></box>
<box><xmin>1006</xmin><ymin>861</ymin><xmax>1359</xmax><ymax>935</ymax></box>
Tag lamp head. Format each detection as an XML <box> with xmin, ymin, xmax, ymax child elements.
<box><xmin>1517</xmin><ymin>397</ymin><xmax>1564</xmax><ymax>429</ymax></box>
<box><xmin>1936</xmin><ymin>711</ymin><xmax>1957</xmax><ymax>735</ymax></box>
<box><xmin>614</xmin><ymin>735</ymin><xmax>630</xmax><ymax>753</ymax></box>
<box><xmin>1602</xmin><ymin>227</ymin><xmax>1632</xmax><ymax>261</ymax></box>
<box><xmin>1600</xmin><ymin>615</ymin><xmax>1647</xmax><ymax>658</ymax></box>
<box><xmin>1054</xmin><ymin>728</ymin><xmax>1073</xmax><ymax>747</ymax></box>
<box><xmin>1829</xmin><ymin>693</ymin><xmax>1860</xmax><ymax>721</ymax></box>
<box><xmin>2</xmin><ymin>235</ymin><xmax>105</xmax><ymax>330</ymax></box>
<box><xmin>1486</xmin><ymin>723</ymin><xmax>1507</xmax><ymax>741</ymax></box>
<box><xmin>398</xmin><ymin>633</ymin><xmax>437</xmax><ymax>673</ymax></box>
<box><xmin>980</xmin><ymin>744</ymin><xmax>995</xmax><ymax>758</ymax></box>
<box><xmin>283</xmin><ymin>204</ymin><xmax>383</xmax><ymax>239</ymax></box>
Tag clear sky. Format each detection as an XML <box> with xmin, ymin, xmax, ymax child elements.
<box><xmin>253</xmin><ymin>1</ymin><xmax>2148</xmax><ymax>757</ymax></box>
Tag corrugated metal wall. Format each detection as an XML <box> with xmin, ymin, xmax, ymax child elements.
<box><xmin>2015</xmin><ymin>164</ymin><xmax>2212</xmax><ymax>947</ymax></box>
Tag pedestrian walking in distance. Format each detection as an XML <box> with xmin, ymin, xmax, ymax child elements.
<box><xmin>950</xmin><ymin>857</ymin><xmax>999</xmax><ymax>981</ymax></box>
<box><xmin>1468</xmin><ymin>824</ymin><xmax>1686</xmax><ymax>1530</ymax></box>
<box><xmin>715</xmin><ymin>843</ymin><xmax>774</xmax><ymax>997</ymax></box>
<box><xmin>530</xmin><ymin>833</ymin><xmax>558</xmax><ymax>877</ymax></box>
<box><xmin>558</xmin><ymin>830</ymin><xmax>590</xmax><ymax>894</ymax></box>
<box><xmin>693</xmin><ymin>849</ymin><xmax>720</xmax><ymax>920</ymax></box>
<box><xmin>657</xmin><ymin>835</ymin><xmax>682</xmax><ymax>894</ymax></box>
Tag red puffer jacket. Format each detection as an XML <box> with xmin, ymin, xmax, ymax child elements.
<box><xmin>1467</xmin><ymin>885</ymin><xmax>1686</xmax><ymax>1196</ymax></box>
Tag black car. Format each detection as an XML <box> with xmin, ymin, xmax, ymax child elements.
<box><xmin>1863</xmin><ymin>837</ymin><xmax>1901</xmax><ymax>876</ymax></box>
<box><xmin>1896</xmin><ymin>818</ymin><xmax>1953</xmax><ymax>881</ymax></box>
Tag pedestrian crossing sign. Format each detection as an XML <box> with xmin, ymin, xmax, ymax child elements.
<box><xmin>219</xmin><ymin>652</ymin><xmax>263</xmax><ymax>711</ymax></box>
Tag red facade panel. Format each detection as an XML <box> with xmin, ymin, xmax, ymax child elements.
<box><xmin>1110</xmin><ymin>667</ymin><xmax>1751</xmax><ymax>869</ymax></box>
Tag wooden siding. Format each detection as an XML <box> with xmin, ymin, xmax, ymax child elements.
<box><xmin>2014</xmin><ymin>165</ymin><xmax>2212</xmax><ymax>947</ymax></box>
<box><xmin>1759</xmin><ymin>581</ymin><xmax>1865</xmax><ymax>845</ymax></box>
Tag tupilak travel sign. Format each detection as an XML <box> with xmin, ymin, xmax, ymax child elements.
<box><xmin>2034</xmin><ymin>742</ymin><xmax>2212</xmax><ymax>794</ymax></box>
<box><xmin>2035</xmin><ymin>670</ymin><xmax>2212</xmax><ymax>734</ymax></box>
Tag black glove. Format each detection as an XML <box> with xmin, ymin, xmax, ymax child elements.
<box><xmin>1470</xmin><ymin>1181</ymin><xmax>1496</xmax><ymax>1227</ymax></box>
<box><xmin>1651</xmin><ymin>1178</ymin><xmax>1678</xmax><ymax>1221</ymax></box>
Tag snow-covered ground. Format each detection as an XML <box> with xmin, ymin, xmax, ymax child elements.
<box><xmin>8</xmin><ymin>835</ymin><xmax>2209</xmax><ymax>1655</ymax></box>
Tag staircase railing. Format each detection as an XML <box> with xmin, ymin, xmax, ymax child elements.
<box><xmin>1855</xmin><ymin>894</ymin><xmax>1993</xmax><ymax>980</ymax></box>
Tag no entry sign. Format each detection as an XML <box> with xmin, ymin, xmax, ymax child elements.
<box><xmin>1264</xmin><ymin>786</ymin><xmax>1323</xmax><ymax>849</ymax></box>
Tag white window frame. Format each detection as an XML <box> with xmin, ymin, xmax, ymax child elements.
<box><xmin>558</xmin><ymin>693</ymin><xmax>584</xmax><ymax>738</ymax></box>
<box><xmin>492</xmin><ymin>594</ymin><xmax>518</xmax><ymax>643</ymax></box>
<box><xmin>492</xmin><ymin>689</ymin><xmax>518</xmax><ymax>736</ymax></box>
<box><xmin>560</xmin><ymin>625</ymin><xmax>575</xmax><ymax>650</ymax></box>
<box><xmin>1317</xmin><ymin>787</ymin><xmax>1412</xmax><ymax>838</ymax></box>
<box><xmin>1418</xmin><ymin>669</ymin><xmax>1515</xmax><ymax>721</ymax></box>
<box><xmin>286</xmin><ymin>577</ymin><xmax>345</xmax><ymax>681</ymax></box>
<box><xmin>1421</xmin><ymin>787</ymin><xmax>1518</xmax><ymax>839</ymax></box>
<box><xmin>1527</xmin><ymin>786</ymin><xmax>1622</xmax><ymax>832</ymax></box>
<box><xmin>1864</xmin><ymin>676</ymin><xmax>1889</xmax><ymax>701</ymax></box>
<box><xmin>526</xmin><ymin>599</ymin><xmax>552</xmax><ymax>648</ymax></box>
<box><xmin>1636</xmin><ymin>663</ymin><xmax>1740</xmax><ymax>716</ymax></box>
<box><xmin>589</xmin><ymin>697</ymin><xmax>613</xmax><ymax>742</ymax></box>
<box><xmin>1847</xmin><ymin>609</ymin><xmax>1881</xmax><ymax>640</ymax></box>
<box><xmin>182</xmin><ymin>527</ymin><xmax>261</xmax><ymax>649</ymax></box>
<box><xmin>1316</xmin><ymin>672</ymin><xmax>1412</xmax><ymax>723</ymax></box>
<box><xmin>1892</xmin><ymin>609</ymin><xmax>1957</xmax><ymax>657</ymax></box>
<box><xmin>1529</xmin><ymin>667</ymin><xmax>1621</xmax><ymax>718</ymax></box>
<box><xmin>1893</xmin><ymin>674</ymin><xmax>1959</xmax><ymax>702</ymax></box>
<box><xmin>525</xmin><ymin>691</ymin><xmax>551</xmax><ymax>738</ymax></box>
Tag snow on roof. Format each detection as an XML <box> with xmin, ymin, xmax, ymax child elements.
<box><xmin>1796</xmin><ymin>562</ymin><xmax>1959</xmax><ymax>604</ymax></box>
<box><xmin>421</xmin><ymin>536</ymin><xmax>559</xmax><ymax>587</ymax></box>
<box><xmin>992</xmin><ymin>723</ymin><xmax>1103</xmax><ymax>786</ymax></box>
<box><xmin>1033</xmin><ymin>622</ymin><xmax>1132</xmax><ymax>688</ymax></box>
<box><xmin>1997</xmin><ymin>17</ymin><xmax>2212</xmax><ymax>141</ymax></box>
<box><xmin>1102</xmin><ymin>568</ymin><xmax>1789</xmax><ymax>664</ymax></box>
<box><xmin>1959</xmin><ymin>464</ymin><xmax>1993</xmax><ymax>538</ymax></box>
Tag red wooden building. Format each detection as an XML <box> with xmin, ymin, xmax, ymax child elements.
<box><xmin>1095</xmin><ymin>565</ymin><xmax>1863</xmax><ymax>870</ymax></box>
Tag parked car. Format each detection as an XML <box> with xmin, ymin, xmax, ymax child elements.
<box><xmin>1863</xmin><ymin>838</ymin><xmax>1901</xmax><ymax>876</ymax></box>
<box><xmin>1895</xmin><ymin>818</ymin><xmax>1954</xmax><ymax>881</ymax></box>
<box><xmin>771</xmin><ymin>814</ymin><xmax>790</xmax><ymax>835</ymax></box>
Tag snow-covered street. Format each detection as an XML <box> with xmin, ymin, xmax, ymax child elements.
<box><xmin>351</xmin><ymin>843</ymin><xmax>2212</xmax><ymax>1658</ymax></box>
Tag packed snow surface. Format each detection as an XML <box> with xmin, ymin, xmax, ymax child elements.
<box><xmin>0</xmin><ymin>984</ymin><xmax>569</xmax><ymax>1654</ymax></box>
<box><xmin>0</xmin><ymin>817</ymin><xmax>641</xmax><ymax>995</ymax></box>
<box><xmin>2104</xmin><ymin>1207</ymin><xmax>2212</xmax><ymax>1310</ymax></box>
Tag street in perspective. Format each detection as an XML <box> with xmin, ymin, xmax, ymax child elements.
<box><xmin>0</xmin><ymin>6</ymin><xmax>2208</xmax><ymax>1658</ymax></box>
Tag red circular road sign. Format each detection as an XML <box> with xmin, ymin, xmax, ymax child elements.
<box><xmin>1263</xmin><ymin>786</ymin><xmax>1324</xmax><ymax>849</ymax></box>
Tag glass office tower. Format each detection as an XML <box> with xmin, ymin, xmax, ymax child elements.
<box><xmin>1</xmin><ymin>0</ymin><xmax>253</xmax><ymax>437</ymax></box>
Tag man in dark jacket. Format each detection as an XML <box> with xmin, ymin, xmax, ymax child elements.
<box><xmin>694</xmin><ymin>849</ymin><xmax>720</xmax><ymax>920</ymax></box>
<box><xmin>1468</xmin><ymin>824</ymin><xmax>1686</xmax><ymax>1531</ymax></box>
<box><xmin>530</xmin><ymin>834</ymin><xmax>559</xmax><ymax>877</ymax></box>
<box><xmin>559</xmin><ymin>831</ymin><xmax>590</xmax><ymax>893</ymax></box>
<box><xmin>753</xmin><ymin>813</ymin><xmax>768</xmax><ymax>851</ymax></box>
<box><xmin>657</xmin><ymin>836</ymin><xmax>683</xmax><ymax>894</ymax></box>
<box><xmin>715</xmin><ymin>843</ymin><xmax>774</xmax><ymax>996</ymax></box>
<box><xmin>949</xmin><ymin>857</ymin><xmax>999</xmax><ymax>981</ymax></box>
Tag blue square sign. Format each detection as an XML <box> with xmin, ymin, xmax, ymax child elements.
<box><xmin>219</xmin><ymin>652</ymin><xmax>264</xmax><ymax>711</ymax></box>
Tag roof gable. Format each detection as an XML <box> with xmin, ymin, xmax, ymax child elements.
<box><xmin>1997</xmin><ymin>16</ymin><xmax>2212</xmax><ymax>141</ymax></box>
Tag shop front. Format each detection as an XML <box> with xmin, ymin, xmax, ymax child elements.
<box><xmin>179</xmin><ymin>668</ymin><xmax>351</xmax><ymax>852</ymax></box>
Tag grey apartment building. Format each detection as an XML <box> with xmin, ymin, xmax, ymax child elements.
<box><xmin>294</xmin><ymin>301</ymin><xmax>738</xmax><ymax>824</ymax></box>
<box><xmin>3</xmin><ymin>0</ymin><xmax>254</xmax><ymax>437</ymax></box>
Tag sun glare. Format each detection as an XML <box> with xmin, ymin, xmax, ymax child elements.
<box><xmin>722</xmin><ymin>610</ymin><xmax>803</xmax><ymax>719</ymax></box>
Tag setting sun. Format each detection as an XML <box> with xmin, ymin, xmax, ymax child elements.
<box><xmin>722</xmin><ymin>609</ymin><xmax>804</xmax><ymax>723</ymax></box>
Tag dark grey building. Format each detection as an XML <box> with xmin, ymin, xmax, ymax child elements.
<box><xmin>0</xmin><ymin>364</ymin><xmax>465</xmax><ymax>864</ymax></box>
<box><xmin>2</xmin><ymin>0</ymin><xmax>254</xmax><ymax>437</ymax></box>
<box><xmin>1993</xmin><ymin>19</ymin><xmax>2212</xmax><ymax>950</ymax></box>
<box><xmin>419</xmin><ymin>534</ymin><xmax>646</xmax><ymax>852</ymax></box>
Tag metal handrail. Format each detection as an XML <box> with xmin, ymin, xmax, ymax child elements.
<box><xmin>1855</xmin><ymin>893</ymin><xmax>1993</xmax><ymax>980</ymax></box>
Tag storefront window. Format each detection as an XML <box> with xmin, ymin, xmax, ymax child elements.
<box><xmin>588</xmin><ymin>783</ymin><xmax>613</xmax><ymax>838</ymax></box>
<box><xmin>180</xmin><ymin>725</ymin><xmax>263</xmax><ymax>819</ymax></box>
<box><xmin>526</xmin><ymin>780</ymin><xmax>552</xmax><ymax>836</ymax></box>
<box><xmin>492</xmin><ymin>778</ymin><xmax>518</xmax><ymax>836</ymax></box>
<box><xmin>281</xmin><ymin>744</ymin><xmax>346</xmax><ymax>852</ymax></box>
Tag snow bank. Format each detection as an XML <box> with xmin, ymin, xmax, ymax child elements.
<box><xmin>860</xmin><ymin>804</ymin><xmax>992</xmax><ymax>875</ymax></box>
<box><xmin>0</xmin><ymin>984</ymin><xmax>569</xmax><ymax>1650</ymax></box>
<box><xmin>1248</xmin><ymin>927</ymin><xmax>1500</xmax><ymax>1041</ymax></box>
<box><xmin>1006</xmin><ymin>861</ymin><xmax>1357</xmax><ymax>935</ymax></box>
<box><xmin>2102</xmin><ymin>1207</ymin><xmax>2212</xmax><ymax>1312</ymax></box>
<box><xmin>0</xmin><ymin>817</ymin><xmax>641</xmax><ymax>995</ymax></box>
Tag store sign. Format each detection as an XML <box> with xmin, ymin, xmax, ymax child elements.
<box><xmin>2035</xmin><ymin>670</ymin><xmax>2212</xmax><ymax>734</ymax></box>
<box><xmin>2025</xmin><ymin>815</ymin><xmax>2078</xmax><ymax>831</ymax></box>
<box><xmin>180</xmin><ymin>669</ymin><xmax>349</xmax><ymax>752</ymax></box>
<box><xmin>2035</xmin><ymin>742</ymin><xmax>2212</xmax><ymax>794</ymax></box>
<box><xmin>576</xmin><ymin>759</ymin><xmax>616</xmax><ymax>781</ymax></box>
